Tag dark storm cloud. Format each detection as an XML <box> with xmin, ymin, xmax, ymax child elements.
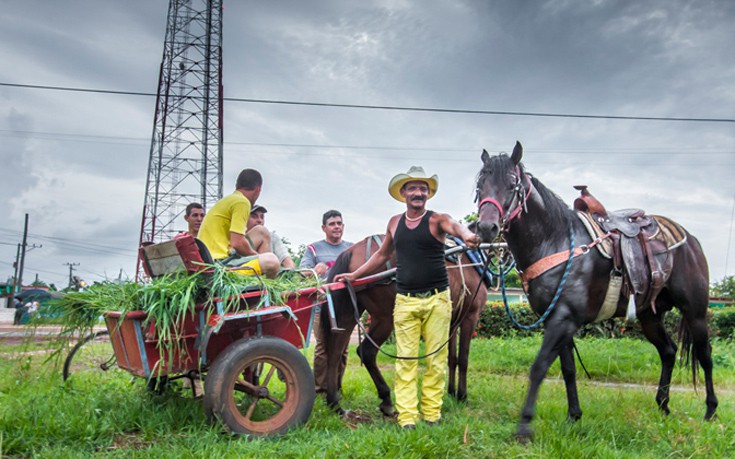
<box><xmin>0</xmin><ymin>0</ymin><xmax>733</xmax><ymax>287</ymax></box>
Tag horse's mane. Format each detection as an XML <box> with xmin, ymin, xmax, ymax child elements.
<box><xmin>326</xmin><ymin>246</ymin><xmax>354</xmax><ymax>282</ymax></box>
<box><xmin>528</xmin><ymin>174</ymin><xmax>575</xmax><ymax>227</ymax></box>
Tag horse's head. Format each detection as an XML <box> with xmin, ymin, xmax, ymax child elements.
<box><xmin>475</xmin><ymin>141</ymin><xmax>526</xmax><ymax>242</ymax></box>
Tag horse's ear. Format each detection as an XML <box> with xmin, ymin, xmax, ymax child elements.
<box><xmin>481</xmin><ymin>149</ymin><xmax>490</xmax><ymax>164</ymax></box>
<box><xmin>511</xmin><ymin>141</ymin><xmax>523</xmax><ymax>165</ymax></box>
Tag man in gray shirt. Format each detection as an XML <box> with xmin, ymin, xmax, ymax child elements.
<box><xmin>300</xmin><ymin>210</ymin><xmax>353</xmax><ymax>393</ymax></box>
<box><xmin>299</xmin><ymin>210</ymin><xmax>352</xmax><ymax>278</ymax></box>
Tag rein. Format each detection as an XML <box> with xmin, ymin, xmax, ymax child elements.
<box><xmin>501</xmin><ymin>224</ymin><xmax>576</xmax><ymax>330</ymax></box>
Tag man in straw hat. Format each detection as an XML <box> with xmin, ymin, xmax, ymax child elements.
<box><xmin>335</xmin><ymin>166</ymin><xmax>480</xmax><ymax>429</ymax></box>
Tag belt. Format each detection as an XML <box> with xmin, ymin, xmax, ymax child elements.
<box><xmin>401</xmin><ymin>288</ymin><xmax>448</xmax><ymax>299</ymax></box>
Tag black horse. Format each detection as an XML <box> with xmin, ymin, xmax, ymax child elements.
<box><xmin>474</xmin><ymin>142</ymin><xmax>717</xmax><ymax>442</ymax></box>
<box><xmin>321</xmin><ymin>234</ymin><xmax>487</xmax><ymax>417</ymax></box>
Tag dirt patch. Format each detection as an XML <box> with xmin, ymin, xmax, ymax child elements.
<box><xmin>100</xmin><ymin>431</ymin><xmax>154</xmax><ymax>452</ymax></box>
<box><xmin>341</xmin><ymin>409</ymin><xmax>381</xmax><ymax>429</ymax></box>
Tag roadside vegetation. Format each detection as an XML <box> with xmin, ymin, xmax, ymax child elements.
<box><xmin>1</xmin><ymin>335</ymin><xmax>733</xmax><ymax>458</ymax></box>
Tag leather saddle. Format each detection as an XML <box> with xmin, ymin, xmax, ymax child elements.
<box><xmin>573</xmin><ymin>186</ymin><xmax>687</xmax><ymax>314</ymax></box>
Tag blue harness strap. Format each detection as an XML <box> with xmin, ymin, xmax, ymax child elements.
<box><xmin>447</xmin><ymin>236</ymin><xmax>494</xmax><ymax>288</ymax></box>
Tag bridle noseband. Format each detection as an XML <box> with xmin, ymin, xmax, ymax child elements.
<box><xmin>477</xmin><ymin>164</ymin><xmax>532</xmax><ymax>231</ymax></box>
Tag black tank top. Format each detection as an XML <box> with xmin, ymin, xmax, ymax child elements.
<box><xmin>394</xmin><ymin>211</ymin><xmax>449</xmax><ymax>295</ymax></box>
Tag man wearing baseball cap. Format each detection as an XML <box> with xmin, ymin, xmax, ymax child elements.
<box><xmin>246</xmin><ymin>204</ymin><xmax>295</xmax><ymax>269</ymax></box>
<box><xmin>335</xmin><ymin>166</ymin><xmax>479</xmax><ymax>429</ymax></box>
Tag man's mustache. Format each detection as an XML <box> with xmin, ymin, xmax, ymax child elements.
<box><xmin>410</xmin><ymin>196</ymin><xmax>425</xmax><ymax>202</ymax></box>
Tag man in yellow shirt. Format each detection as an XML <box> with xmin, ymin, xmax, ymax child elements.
<box><xmin>198</xmin><ymin>169</ymin><xmax>279</xmax><ymax>278</ymax></box>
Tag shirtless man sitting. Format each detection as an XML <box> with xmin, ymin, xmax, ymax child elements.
<box><xmin>246</xmin><ymin>204</ymin><xmax>295</xmax><ymax>269</ymax></box>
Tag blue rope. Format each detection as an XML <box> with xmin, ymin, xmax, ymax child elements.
<box><xmin>448</xmin><ymin>236</ymin><xmax>515</xmax><ymax>286</ymax></box>
<box><xmin>485</xmin><ymin>253</ymin><xmax>516</xmax><ymax>277</ymax></box>
<box><xmin>502</xmin><ymin>224</ymin><xmax>575</xmax><ymax>330</ymax></box>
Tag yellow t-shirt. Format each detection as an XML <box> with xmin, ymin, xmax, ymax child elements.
<box><xmin>198</xmin><ymin>191</ymin><xmax>251</xmax><ymax>259</ymax></box>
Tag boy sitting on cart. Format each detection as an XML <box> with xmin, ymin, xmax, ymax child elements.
<box><xmin>198</xmin><ymin>168</ymin><xmax>280</xmax><ymax>279</ymax></box>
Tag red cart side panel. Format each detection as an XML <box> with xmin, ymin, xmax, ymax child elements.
<box><xmin>104</xmin><ymin>291</ymin><xmax>322</xmax><ymax>378</ymax></box>
<box><xmin>106</xmin><ymin>313</ymin><xmax>147</xmax><ymax>376</ymax></box>
<box><xmin>206</xmin><ymin>298</ymin><xmax>323</xmax><ymax>359</ymax></box>
<box><xmin>105</xmin><ymin>310</ymin><xmax>203</xmax><ymax>377</ymax></box>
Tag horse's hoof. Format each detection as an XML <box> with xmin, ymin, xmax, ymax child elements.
<box><xmin>567</xmin><ymin>411</ymin><xmax>582</xmax><ymax>422</ymax></box>
<box><xmin>515</xmin><ymin>425</ymin><xmax>533</xmax><ymax>444</ymax></box>
<box><xmin>328</xmin><ymin>404</ymin><xmax>346</xmax><ymax>416</ymax></box>
<box><xmin>456</xmin><ymin>391</ymin><xmax>468</xmax><ymax>402</ymax></box>
<box><xmin>379</xmin><ymin>404</ymin><xmax>396</xmax><ymax>418</ymax></box>
<box><xmin>704</xmin><ymin>412</ymin><xmax>718</xmax><ymax>422</ymax></box>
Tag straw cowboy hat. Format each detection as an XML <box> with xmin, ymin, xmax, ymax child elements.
<box><xmin>388</xmin><ymin>166</ymin><xmax>439</xmax><ymax>202</ymax></box>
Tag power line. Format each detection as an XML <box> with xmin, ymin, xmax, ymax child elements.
<box><xmin>2</xmin><ymin>81</ymin><xmax>733</xmax><ymax>124</ymax></box>
<box><xmin>1</xmin><ymin>129</ymin><xmax>733</xmax><ymax>157</ymax></box>
<box><xmin>0</xmin><ymin>228</ymin><xmax>136</xmax><ymax>256</ymax></box>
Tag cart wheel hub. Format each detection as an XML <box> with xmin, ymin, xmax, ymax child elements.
<box><xmin>257</xmin><ymin>386</ymin><xmax>269</xmax><ymax>398</ymax></box>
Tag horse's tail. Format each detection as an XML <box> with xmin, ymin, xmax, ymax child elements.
<box><xmin>677</xmin><ymin>317</ymin><xmax>700</xmax><ymax>391</ymax></box>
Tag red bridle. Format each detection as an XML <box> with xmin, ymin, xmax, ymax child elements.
<box><xmin>477</xmin><ymin>165</ymin><xmax>532</xmax><ymax>230</ymax></box>
<box><xmin>478</xmin><ymin>196</ymin><xmax>505</xmax><ymax>219</ymax></box>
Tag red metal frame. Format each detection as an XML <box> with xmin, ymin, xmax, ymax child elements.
<box><xmin>104</xmin><ymin>287</ymin><xmax>326</xmax><ymax>378</ymax></box>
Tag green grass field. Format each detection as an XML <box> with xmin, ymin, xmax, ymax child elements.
<box><xmin>1</xmin><ymin>336</ymin><xmax>733</xmax><ymax>458</ymax></box>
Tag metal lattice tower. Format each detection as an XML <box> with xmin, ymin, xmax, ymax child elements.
<box><xmin>137</xmin><ymin>0</ymin><xmax>224</xmax><ymax>279</ymax></box>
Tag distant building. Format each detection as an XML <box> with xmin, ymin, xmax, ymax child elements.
<box><xmin>487</xmin><ymin>287</ymin><xmax>527</xmax><ymax>304</ymax></box>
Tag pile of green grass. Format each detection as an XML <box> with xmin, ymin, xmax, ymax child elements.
<box><xmin>43</xmin><ymin>266</ymin><xmax>319</xmax><ymax>365</ymax></box>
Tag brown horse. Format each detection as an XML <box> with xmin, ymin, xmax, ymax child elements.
<box><xmin>474</xmin><ymin>142</ymin><xmax>718</xmax><ymax>442</ymax></box>
<box><xmin>322</xmin><ymin>234</ymin><xmax>487</xmax><ymax>417</ymax></box>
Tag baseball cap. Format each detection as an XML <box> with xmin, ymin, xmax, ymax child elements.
<box><xmin>251</xmin><ymin>204</ymin><xmax>268</xmax><ymax>214</ymax></box>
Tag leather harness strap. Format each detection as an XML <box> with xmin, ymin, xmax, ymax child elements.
<box><xmin>520</xmin><ymin>235</ymin><xmax>609</xmax><ymax>284</ymax></box>
<box><xmin>520</xmin><ymin>247</ymin><xmax>587</xmax><ymax>284</ymax></box>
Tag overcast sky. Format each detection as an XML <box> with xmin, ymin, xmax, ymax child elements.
<box><xmin>1</xmin><ymin>0</ymin><xmax>733</xmax><ymax>290</ymax></box>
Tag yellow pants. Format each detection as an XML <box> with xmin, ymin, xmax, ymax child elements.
<box><xmin>393</xmin><ymin>289</ymin><xmax>451</xmax><ymax>427</ymax></box>
<box><xmin>222</xmin><ymin>255</ymin><xmax>263</xmax><ymax>276</ymax></box>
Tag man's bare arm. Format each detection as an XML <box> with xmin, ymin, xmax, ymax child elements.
<box><xmin>334</xmin><ymin>222</ymin><xmax>396</xmax><ymax>283</ymax></box>
<box><xmin>230</xmin><ymin>232</ymin><xmax>257</xmax><ymax>256</ymax></box>
<box><xmin>437</xmin><ymin>213</ymin><xmax>480</xmax><ymax>249</ymax></box>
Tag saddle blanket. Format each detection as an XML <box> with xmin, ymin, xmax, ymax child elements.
<box><xmin>445</xmin><ymin>236</ymin><xmax>494</xmax><ymax>288</ymax></box>
<box><xmin>576</xmin><ymin>212</ymin><xmax>687</xmax><ymax>258</ymax></box>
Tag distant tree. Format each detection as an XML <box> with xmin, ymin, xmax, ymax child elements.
<box><xmin>462</xmin><ymin>211</ymin><xmax>478</xmax><ymax>225</ymax></box>
<box><xmin>293</xmin><ymin>243</ymin><xmax>306</xmax><ymax>267</ymax></box>
<box><xmin>711</xmin><ymin>275</ymin><xmax>735</xmax><ymax>298</ymax></box>
<box><xmin>31</xmin><ymin>278</ymin><xmax>48</xmax><ymax>288</ymax></box>
<box><xmin>503</xmin><ymin>269</ymin><xmax>522</xmax><ymax>289</ymax></box>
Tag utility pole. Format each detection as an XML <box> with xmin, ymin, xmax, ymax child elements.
<box><xmin>14</xmin><ymin>213</ymin><xmax>42</xmax><ymax>293</ymax></box>
<box><xmin>64</xmin><ymin>262</ymin><xmax>80</xmax><ymax>288</ymax></box>
<box><xmin>12</xmin><ymin>243</ymin><xmax>21</xmax><ymax>293</ymax></box>
<box><xmin>17</xmin><ymin>213</ymin><xmax>29</xmax><ymax>291</ymax></box>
